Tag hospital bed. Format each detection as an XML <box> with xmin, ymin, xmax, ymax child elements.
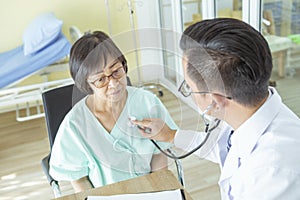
<box><xmin>0</xmin><ymin>33</ymin><xmax>71</xmax><ymax>88</ymax></box>
<box><xmin>0</xmin><ymin>13</ymin><xmax>75</xmax><ymax>121</ymax></box>
<box><xmin>0</xmin><ymin>33</ymin><xmax>73</xmax><ymax>121</ymax></box>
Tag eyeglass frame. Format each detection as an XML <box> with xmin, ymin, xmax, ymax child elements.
<box><xmin>88</xmin><ymin>64</ymin><xmax>126</xmax><ymax>88</ymax></box>
<box><xmin>178</xmin><ymin>80</ymin><xmax>232</xmax><ymax>99</ymax></box>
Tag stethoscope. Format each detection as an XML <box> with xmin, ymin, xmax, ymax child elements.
<box><xmin>131</xmin><ymin>104</ymin><xmax>220</xmax><ymax>159</ymax></box>
<box><xmin>150</xmin><ymin>118</ymin><xmax>220</xmax><ymax>160</ymax></box>
<box><xmin>148</xmin><ymin>104</ymin><xmax>221</xmax><ymax>160</ymax></box>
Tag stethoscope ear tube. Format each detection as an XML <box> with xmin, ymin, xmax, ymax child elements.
<box><xmin>151</xmin><ymin>119</ymin><xmax>220</xmax><ymax>160</ymax></box>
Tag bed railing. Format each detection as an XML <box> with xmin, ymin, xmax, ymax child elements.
<box><xmin>0</xmin><ymin>78</ymin><xmax>73</xmax><ymax>121</ymax></box>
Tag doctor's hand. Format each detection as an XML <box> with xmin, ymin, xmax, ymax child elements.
<box><xmin>131</xmin><ymin>118</ymin><xmax>177</xmax><ymax>143</ymax></box>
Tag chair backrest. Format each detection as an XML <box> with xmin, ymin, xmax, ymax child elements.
<box><xmin>42</xmin><ymin>84</ymin><xmax>86</xmax><ymax>148</ymax></box>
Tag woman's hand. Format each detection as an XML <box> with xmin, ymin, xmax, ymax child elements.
<box><xmin>131</xmin><ymin>118</ymin><xmax>176</xmax><ymax>143</ymax></box>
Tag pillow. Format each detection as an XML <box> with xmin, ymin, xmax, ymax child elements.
<box><xmin>23</xmin><ymin>12</ymin><xmax>63</xmax><ymax>56</ymax></box>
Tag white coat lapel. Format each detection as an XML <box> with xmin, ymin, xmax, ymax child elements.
<box><xmin>218</xmin><ymin>144</ymin><xmax>240</xmax><ymax>200</ymax></box>
<box><xmin>219</xmin><ymin>146</ymin><xmax>239</xmax><ymax>182</ymax></box>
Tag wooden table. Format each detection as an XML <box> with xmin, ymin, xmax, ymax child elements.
<box><xmin>54</xmin><ymin>170</ymin><xmax>193</xmax><ymax>200</ymax></box>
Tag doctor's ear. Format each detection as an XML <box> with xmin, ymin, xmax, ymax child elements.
<box><xmin>211</xmin><ymin>94</ymin><xmax>229</xmax><ymax>110</ymax></box>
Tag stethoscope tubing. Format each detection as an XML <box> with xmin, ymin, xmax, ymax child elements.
<box><xmin>151</xmin><ymin>119</ymin><xmax>221</xmax><ymax>160</ymax></box>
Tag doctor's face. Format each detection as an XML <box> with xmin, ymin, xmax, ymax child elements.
<box><xmin>182</xmin><ymin>56</ymin><xmax>213</xmax><ymax>114</ymax></box>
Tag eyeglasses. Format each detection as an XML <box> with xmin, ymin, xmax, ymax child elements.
<box><xmin>178</xmin><ymin>80</ymin><xmax>232</xmax><ymax>99</ymax></box>
<box><xmin>88</xmin><ymin>66</ymin><xmax>126</xmax><ymax>88</ymax></box>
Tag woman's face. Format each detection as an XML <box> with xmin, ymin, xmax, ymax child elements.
<box><xmin>87</xmin><ymin>60</ymin><xmax>127</xmax><ymax>102</ymax></box>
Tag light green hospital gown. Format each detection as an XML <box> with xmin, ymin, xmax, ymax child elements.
<box><xmin>49</xmin><ymin>86</ymin><xmax>177</xmax><ymax>187</ymax></box>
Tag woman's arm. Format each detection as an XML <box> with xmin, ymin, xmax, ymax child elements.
<box><xmin>71</xmin><ymin>176</ymin><xmax>93</xmax><ymax>193</ymax></box>
<box><xmin>150</xmin><ymin>152</ymin><xmax>168</xmax><ymax>172</ymax></box>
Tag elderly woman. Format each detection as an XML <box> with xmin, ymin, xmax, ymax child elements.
<box><xmin>49</xmin><ymin>31</ymin><xmax>177</xmax><ymax>192</ymax></box>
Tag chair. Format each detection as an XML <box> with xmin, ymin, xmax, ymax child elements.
<box><xmin>41</xmin><ymin>78</ymin><xmax>184</xmax><ymax>198</ymax></box>
<box><xmin>41</xmin><ymin>84</ymin><xmax>85</xmax><ymax>197</ymax></box>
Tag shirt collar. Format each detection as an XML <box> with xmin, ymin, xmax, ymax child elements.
<box><xmin>231</xmin><ymin>87</ymin><xmax>282</xmax><ymax>159</ymax></box>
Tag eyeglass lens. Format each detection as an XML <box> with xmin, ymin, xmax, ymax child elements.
<box><xmin>93</xmin><ymin>67</ymin><xmax>125</xmax><ymax>88</ymax></box>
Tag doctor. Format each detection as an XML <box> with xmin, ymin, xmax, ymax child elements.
<box><xmin>132</xmin><ymin>18</ymin><xmax>300</xmax><ymax>199</ymax></box>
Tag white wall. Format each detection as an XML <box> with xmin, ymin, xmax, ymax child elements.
<box><xmin>134</xmin><ymin>0</ymin><xmax>164</xmax><ymax>84</ymax></box>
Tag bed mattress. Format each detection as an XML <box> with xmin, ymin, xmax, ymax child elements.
<box><xmin>0</xmin><ymin>33</ymin><xmax>71</xmax><ymax>88</ymax></box>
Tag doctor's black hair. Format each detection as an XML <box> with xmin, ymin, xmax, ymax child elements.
<box><xmin>180</xmin><ymin>18</ymin><xmax>272</xmax><ymax>107</ymax></box>
<box><xmin>69</xmin><ymin>31</ymin><xmax>128</xmax><ymax>94</ymax></box>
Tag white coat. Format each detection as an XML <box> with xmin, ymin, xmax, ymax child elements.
<box><xmin>175</xmin><ymin>87</ymin><xmax>300</xmax><ymax>199</ymax></box>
